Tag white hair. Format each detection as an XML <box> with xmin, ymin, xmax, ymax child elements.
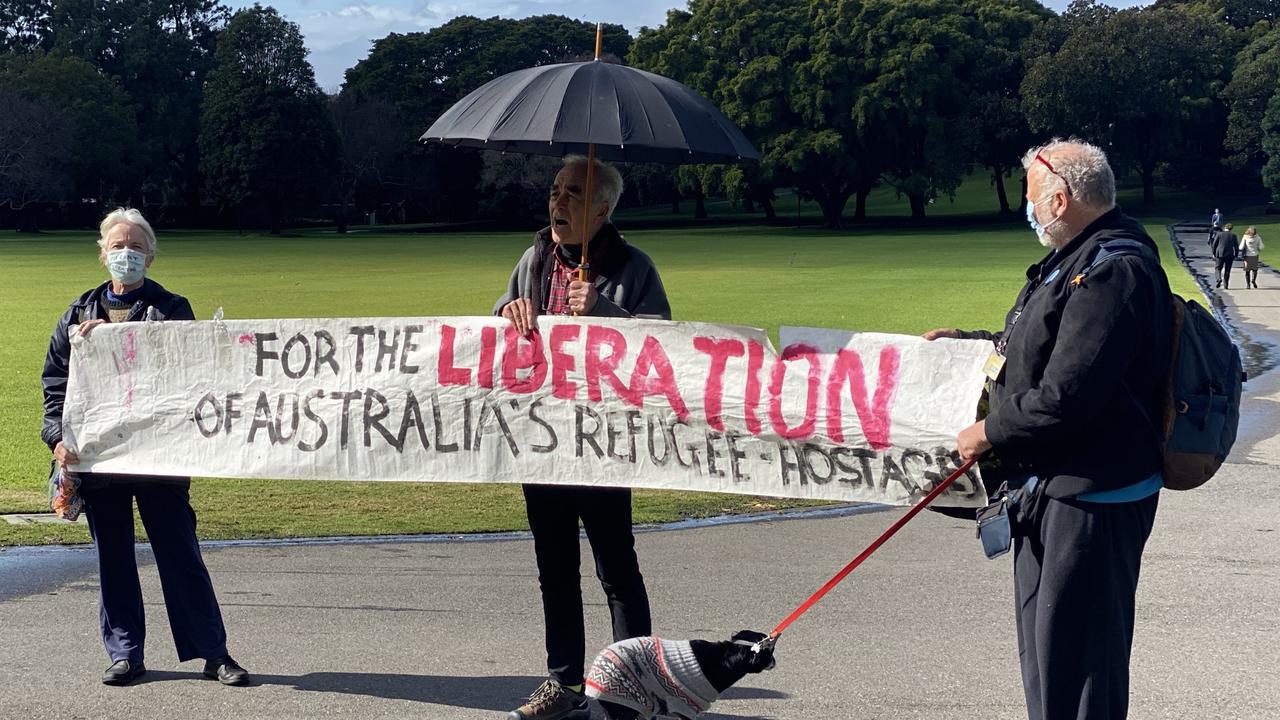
<box><xmin>97</xmin><ymin>207</ymin><xmax>157</xmax><ymax>257</ymax></box>
<box><xmin>1022</xmin><ymin>138</ymin><xmax>1116</xmax><ymax>211</ymax></box>
<box><xmin>563</xmin><ymin>154</ymin><xmax>624</xmax><ymax>218</ymax></box>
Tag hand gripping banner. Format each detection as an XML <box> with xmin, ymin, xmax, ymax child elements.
<box><xmin>62</xmin><ymin>316</ymin><xmax>992</xmax><ymax>506</ymax></box>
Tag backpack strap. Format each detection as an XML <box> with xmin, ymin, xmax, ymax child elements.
<box><xmin>1070</xmin><ymin>238</ymin><xmax>1157</xmax><ymax>288</ymax></box>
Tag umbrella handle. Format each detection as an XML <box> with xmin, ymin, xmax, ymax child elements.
<box><xmin>577</xmin><ymin>22</ymin><xmax>603</xmax><ymax>291</ymax></box>
<box><xmin>578</xmin><ymin>143</ymin><xmax>596</xmax><ymax>288</ymax></box>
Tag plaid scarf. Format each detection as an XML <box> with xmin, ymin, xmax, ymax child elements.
<box><xmin>585</xmin><ymin>637</ymin><xmax>719</xmax><ymax>719</ymax></box>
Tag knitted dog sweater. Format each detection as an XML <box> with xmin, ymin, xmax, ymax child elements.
<box><xmin>584</xmin><ymin>636</ymin><xmax>720</xmax><ymax>719</ymax></box>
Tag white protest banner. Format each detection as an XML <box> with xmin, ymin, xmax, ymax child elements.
<box><xmin>63</xmin><ymin>316</ymin><xmax>992</xmax><ymax>506</ymax></box>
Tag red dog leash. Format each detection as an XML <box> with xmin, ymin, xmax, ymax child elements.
<box><xmin>764</xmin><ymin>457</ymin><xmax>978</xmax><ymax>645</ymax></box>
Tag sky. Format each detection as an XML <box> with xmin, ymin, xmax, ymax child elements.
<box><xmin>227</xmin><ymin>0</ymin><xmax>1151</xmax><ymax>92</ymax></box>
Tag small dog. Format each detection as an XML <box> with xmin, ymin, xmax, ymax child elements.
<box><xmin>584</xmin><ymin>630</ymin><xmax>777</xmax><ymax>720</ymax></box>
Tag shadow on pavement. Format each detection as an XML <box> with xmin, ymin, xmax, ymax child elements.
<box><xmin>141</xmin><ymin>670</ymin><xmax>788</xmax><ymax>715</ymax></box>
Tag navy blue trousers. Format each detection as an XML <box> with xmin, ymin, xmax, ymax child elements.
<box><xmin>81</xmin><ymin>482</ymin><xmax>228</xmax><ymax>664</ymax></box>
<box><xmin>1014</xmin><ymin>489</ymin><xmax>1159</xmax><ymax>720</ymax></box>
<box><xmin>523</xmin><ymin>484</ymin><xmax>652</xmax><ymax>686</ymax></box>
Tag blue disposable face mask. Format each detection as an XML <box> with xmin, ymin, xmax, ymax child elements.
<box><xmin>1026</xmin><ymin>196</ymin><xmax>1061</xmax><ymax>245</ymax></box>
<box><xmin>106</xmin><ymin>248</ymin><xmax>147</xmax><ymax>285</ymax></box>
<box><xmin>1025</xmin><ymin>200</ymin><xmax>1041</xmax><ymax>234</ymax></box>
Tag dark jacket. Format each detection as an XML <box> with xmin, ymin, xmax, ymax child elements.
<box><xmin>42</xmin><ymin>279</ymin><xmax>194</xmax><ymax>485</ymax></box>
<box><xmin>963</xmin><ymin>208</ymin><xmax>1173</xmax><ymax>498</ymax></box>
<box><xmin>1211</xmin><ymin>231</ymin><xmax>1239</xmax><ymax>261</ymax></box>
<box><xmin>494</xmin><ymin>223</ymin><xmax>671</xmax><ymax>320</ymax></box>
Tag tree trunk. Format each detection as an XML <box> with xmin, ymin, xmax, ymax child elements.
<box><xmin>336</xmin><ymin>196</ymin><xmax>350</xmax><ymax>234</ymax></box>
<box><xmin>854</xmin><ymin>187</ymin><xmax>869</xmax><ymax>221</ymax></box>
<box><xmin>760</xmin><ymin>196</ymin><xmax>776</xmax><ymax>221</ymax></box>
<box><xmin>694</xmin><ymin>189</ymin><xmax>707</xmax><ymax>219</ymax></box>
<box><xmin>742</xmin><ymin>195</ymin><xmax>755</xmax><ymax>213</ymax></box>
<box><xmin>670</xmin><ymin>189</ymin><xmax>681</xmax><ymax>215</ymax></box>
<box><xmin>993</xmin><ymin>166</ymin><xmax>1012</xmax><ymax>215</ymax></box>
<box><xmin>819</xmin><ymin>192</ymin><xmax>851</xmax><ymax>229</ymax></box>
<box><xmin>908</xmin><ymin>193</ymin><xmax>927</xmax><ymax>220</ymax></box>
<box><xmin>17</xmin><ymin>205</ymin><xmax>40</xmax><ymax>233</ymax></box>
<box><xmin>1142</xmin><ymin>165</ymin><xmax>1156</xmax><ymax>206</ymax></box>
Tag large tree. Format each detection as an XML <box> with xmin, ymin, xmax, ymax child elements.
<box><xmin>40</xmin><ymin>0</ymin><xmax>229</xmax><ymax>208</ymax></box>
<box><xmin>1022</xmin><ymin>3</ymin><xmax>1234</xmax><ymax>204</ymax></box>
<box><xmin>340</xmin><ymin>15</ymin><xmax>630</xmax><ymax>222</ymax></box>
<box><xmin>199</xmin><ymin>4</ymin><xmax>338</xmax><ymax>232</ymax></box>
<box><xmin>961</xmin><ymin>0</ymin><xmax>1053</xmax><ymax>215</ymax></box>
<box><xmin>0</xmin><ymin>91</ymin><xmax>72</xmax><ymax>229</ymax></box>
<box><xmin>1223</xmin><ymin>25</ymin><xmax>1280</xmax><ymax>174</ymax></box>
<box><xmin>630</xmin><ymin>1</ymin><xmax>814</xmax><ymax>223</ymax></box>
<box><xmin>330</xmin><ymin>93</ymin><xmax>407</xmax><ymax>232</ymax></box>
<box><xmin>0</xmin><ymin>50</ymin><xmax>138</xmax><ymax>202</ymax></box>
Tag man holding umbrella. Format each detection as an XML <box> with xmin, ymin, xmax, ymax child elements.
<box><xmin>496</xmin><ymin>155</ymin><xmax>670</xmax><ymax>720</ymax></box>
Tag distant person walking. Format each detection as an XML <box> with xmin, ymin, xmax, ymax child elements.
<box><xmin>1239</xmin><ymin>226</ymin><xmax>1264</xmax><ymax>288</ymax></box>
<box><xmin>1211</xmin><ymin>207</ymin><xmax>1223</xmax><ymax>229</ymax></box>
<box><xmin>1211</xmin><ymin>222</ymin><xmax>1239</xmax><ymax>289</ymax></box>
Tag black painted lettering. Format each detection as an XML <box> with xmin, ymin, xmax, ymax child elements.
<box><xmin>248</xmin><ymin>391</ymin><xmax>278</xmax><ymax>444</ymax></box>
<box><xmin>726</xmin><ymin>431</ymin><xmax>750</xmax><ymax>483</ymax></box>
<box><xmin>646</xmin><ymin>415</ymin><xmax>671</xmax><ymax>466</ymax></box>
<box><xmin>801</xmin><ymin>443</ymin><xmax>836</xmax><ymax>484</ymax></box>
<box><xmin>254</xmin><ymin>332</ymin><xmax>279</xmax><ymax>376</ymax></box>
<box><xmin>374</xmin><ymin>328</ymin><xmax>400</xmax><ymax>372</ymax></box>
<box><xmin>280</xmin><ymin>333</ymin><xmax>311</xmax><ymax>379</ymax></box>
<box><xmin>224</xmin><ymin>392</ymin><xmax>242</xmax><ymax>435</ymax></box>
<box><xmin>400</xmin><ymin>324</ymin><xmax>422</xmax><ymax>374</ymax></box>
<box><xmin>528</xmin><ymin>399</ymin><xmax>557</xmax><ymax>453</ymax></box>
<box><xmin>575</xmin><ymin>405</ymin><xmax>604</xmax><ymax>459</ymax></box>
<box><xmin>363</xmin><ymin>388</ymin><xmax>400</xmax><ymax>451</ymax></box>
<box><xmin>298</xmin><ymin>389</ymin><xmax>329</xmax><ymax>452</ymax></box>
<box><xmin>329</xmin><ymin>390</ymin><xmax>363</xmax><ymax>449</ymax></box>
<box><xmin>193</xmin><ymin>392</ymin><xmax>222</xmax><ymax>437</ymax></box>
<box><xmin>314</xmin><ymin>330</ymin><xmax>339</xmax><ymax>376</ymax></box>
<box><xmin>274</xmin><ymin>393</ymin><xmax>300</xmax><ymax>442</ymax></box>
<box><xmin>431</xmin><ymin>392</ymin><xmax>459</xmax><ymax>452</ymax></box>
<box><xmin>349</xmin><ymin>326</ymin><xmax>375</xmax><ymax>372</ymax></box>
<box><xmin>396</xmin><ymin>390</ymin><xmax>430</xmax><ymax>451</ymax></box>
<box><xmin>705</xmin><ymin>431</ymin><xmax>726</xmax><ymax>478</ymax></box>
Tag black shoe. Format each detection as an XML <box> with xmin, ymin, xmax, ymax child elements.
<box><xmin>203</xmin><ymin>655</ymin><xmax>250</xmax><ymax>686</ymax></box>
<box><xmin>102</xmin><ymin>659</ymin><xmax>146</xmax><ymax>686</ymax></box>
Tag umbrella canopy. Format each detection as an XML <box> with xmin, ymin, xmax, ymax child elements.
<box><xmin>420</xmin><ymin>60</ymin><xmax>759</xmax><ymax>165</ymax></box>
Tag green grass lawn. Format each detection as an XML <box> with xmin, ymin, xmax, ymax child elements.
<box><xmin>0</xmin><ymin>200</ymin><xmax>1217</xmax><ymax>546</ymax></box>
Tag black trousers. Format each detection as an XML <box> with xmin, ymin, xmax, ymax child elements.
<box><xmin>523</xmin><ymin>484</ymin><xmax>652</xmax><ymax>686</ymax></box>
<box><xmin>1013</xmin><ymin>489</ymin><xmax>1159</xmax><ymax>720</ymax></box>
<box><xmin>1215</xmin><ymin>257</ymin><xmax>1235</xmax><ymax>287</ymax></box>
<box><xmin>81</xmin><ymin>482</ymin><xmax>229</xmax><ymax>664</ymax></box>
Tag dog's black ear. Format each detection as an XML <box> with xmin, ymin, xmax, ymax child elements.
<box><xmin>729</xmin><ymin>630</ymin><xmax>776</xmax><ymax>672</ymax></box>
<box><xmin>730</xmin><ymin>630</ymin><xmax>768</xmax><ymax>645</ymax></box>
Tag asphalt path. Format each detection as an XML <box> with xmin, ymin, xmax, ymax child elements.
<box><xmin>1</xmin><ymin>224</ymin><xmax>1277</xmax><ymax>719</ymax></box>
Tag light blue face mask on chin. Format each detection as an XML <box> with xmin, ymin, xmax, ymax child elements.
<box><xmin>1026</xmin><ymin>201</ymin><xmax>1042</xmax><ymax>235</ymax></box>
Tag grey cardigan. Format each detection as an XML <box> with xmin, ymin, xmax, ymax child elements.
<box><xmin>494</xmin><ymin>224</ymin><xmax>672</xmax><ymax>320</ymax></box>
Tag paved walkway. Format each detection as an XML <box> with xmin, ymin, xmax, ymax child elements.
<box><xmin>1</xmin><ymin>226</ymin><xmax>1277</xmax><ymax>719</ymax></box>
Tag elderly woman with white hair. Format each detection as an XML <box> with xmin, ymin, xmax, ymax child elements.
<box><xmin>41</xmin><ymin>208</ymin><xmax>249</xmax><ymax>688</ymax></box>
<box><xmin>496</xmin><ymin>156</ymin><xmax>671</xmax><ymax>720</ymax></box>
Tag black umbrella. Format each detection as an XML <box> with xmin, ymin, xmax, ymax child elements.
<box><xmin>419</xmin><ymin>62</ymin><xmax>759</xmax><ymax>165</ymax></box>
<box><xmin>421</xmin><ymin>27</ymin><xmax>758</xmax><ymax>275</ymax></box>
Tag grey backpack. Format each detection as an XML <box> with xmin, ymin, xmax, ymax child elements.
<box><xmin>1084</xmin><ymin>239</ymin><xmax>1243</xmax><ymax>490</ymax></box>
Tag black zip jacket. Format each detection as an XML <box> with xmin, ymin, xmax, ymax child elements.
<box><xmin>964</xmin><ymin>208</ymin><xmax>1173</xmax><ymax>498</ymax></box>
<box><xmin>42</xmin><ymin>280</ymin><xmax>194</xmax><ymax>468</ymax></box>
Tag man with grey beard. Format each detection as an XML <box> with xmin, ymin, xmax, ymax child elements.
<box><xmin>924</xmin><ymin>139</ymin><xmax>1172</xmax><ymax>720</ymax></box>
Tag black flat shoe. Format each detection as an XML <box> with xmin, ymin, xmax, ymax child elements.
<box><xmin>203</xmin><ymin>655</ymin><xmax>250</xmax><ymax>686</ymax></box>
<box><xmin>102</xmin><ymin>659</ymin><xmax>146</xmax><ymax>686</ymax></box>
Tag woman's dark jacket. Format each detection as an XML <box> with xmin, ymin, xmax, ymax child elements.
<box><xmin>42</xmin><ymin>279</ymin><xmax>194</xmax><ymax>485</ymax></box>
